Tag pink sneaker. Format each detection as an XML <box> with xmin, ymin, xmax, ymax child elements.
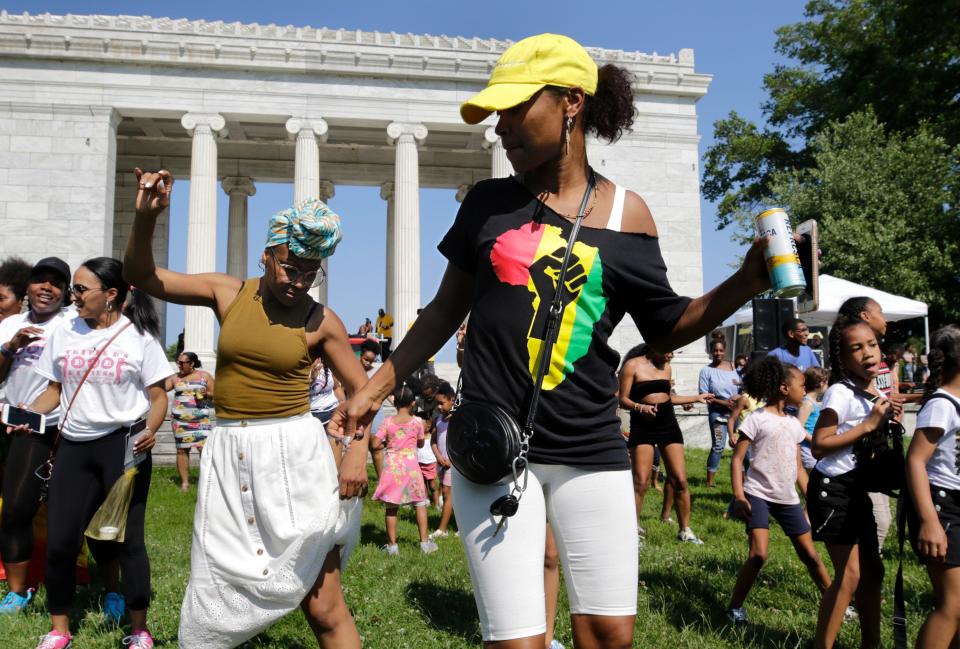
<box><xmin>35</xmin><ymin>631</ymin><xmax>72</xmax><ymax>649</ymax></box>
<box><xmin>121</xmin><ymin>630</ymin><xmax>154</xmax><ymax>648</ymax></box>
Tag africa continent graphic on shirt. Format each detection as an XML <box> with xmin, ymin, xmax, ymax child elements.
<box><xmin>490</xmin><ymin>221</ymin><xmax>607</xmax><ymax>390</ymax></box>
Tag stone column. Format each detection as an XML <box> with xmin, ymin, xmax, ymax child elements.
<box><xmin>484</xmin><ymin>126</ymin><xmax>514</xmax><ymax>178</ymax></box>
<box><xmin>285</xmin><ymin>117</ymin><xmax>330</xmax><ymax>302</ymax></box>
<box><xmin>380</xmin><ymin>181</ymin><xmax>395</xmax><ymax>316</ymax></box>
<box><xmin>314</xmin><ymin>180</ymin><xmax>335</xmax><ymax>305</ymax></box>
<box><xmin>221</xmin><ymin>177</ymin><xmax>256</xmax><ymax>280</ymax></box>
<box><xmin>181</xmin><ymin>112</ymin><xmax>225</xmax><ymax>368</ymax></box>
<box><xmin>387</xmin><ymin>122</ymin><xmax>428</xmax><ymax>344</ymax></box>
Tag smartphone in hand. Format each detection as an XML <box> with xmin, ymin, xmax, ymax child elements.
<box><xmin>1</xmin><ymin>404</ymin><xmax>46</xmax><ymax>434</ymax></box>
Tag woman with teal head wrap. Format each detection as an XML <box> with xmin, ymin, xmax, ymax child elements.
<box><xmin>125</xmin><ymin>171</ymin><xmax>369</xmax><ymax>648</ymax></box>
<box><xmin>265</xmin><ymin>197</ymin><xmax>342</xmax><ymax>261</ymax></box>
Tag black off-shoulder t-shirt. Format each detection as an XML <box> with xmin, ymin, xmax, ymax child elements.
<box><xmin>439</xmin><ymin>178</ymin><xmax>692</xmax><ymax>470</ymax></box>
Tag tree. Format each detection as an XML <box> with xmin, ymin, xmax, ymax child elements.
<box><xmin>768</xmin><ymin>111</ymin><xmax>960</xmax><ymax>324</ymax></box>
<box><xmin>703</xmin><ymin>0</ymin><xmax>960</xmax><ymax>225</ymax></box>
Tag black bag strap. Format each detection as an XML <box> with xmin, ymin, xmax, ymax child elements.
<box><xmin>925</xmin><ymin>392</ymin><xmax>960</xmax><ymax>416</ymax></box>
<box><xmin>894</xmin><ymin>491</ymin><xmax>908</xmax><ymax>649</ymax></box>
<box><xmin>522</xmin><ymin>170</ymin><xmax>596</xmax><ymax>435</ymax></box>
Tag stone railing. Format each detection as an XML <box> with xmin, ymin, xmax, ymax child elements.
<box><xmin>0</xmin><ymin>12</ymin><xmax>708</xmax><ymax>96</ymax></box>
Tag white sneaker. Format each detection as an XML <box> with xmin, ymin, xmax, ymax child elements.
<box><xmin>428</xmin><ymin>529</ymin><xmax>448</xmax><ymax>539</ymax></box>
<box><xmin>420</xmin><ymin>540</ymin><xmax>439</xmax><ymax>554</ymax></box>
<box><xmin>844</xmin><ymin>605</ymin><xmax>858</xmax><ymax>622</ymax></box>
<box><xmin>678</xmin><ymin>527</ymin><xmax>705</xmax><ymax>545</ymax></box>
<box><xmin>548</xmin><ymin>641</ymin><xmax>566</xmax><ymax>649</ymax></box>
<box><xmin>637</xmin><ymin>525</ymin><xmax>646</xmax><ymax>538</ymax></box>
<box><xmin>381</xmin><ymin>544</ymin><xmax>399</xmax><ymax>556</ymax></box>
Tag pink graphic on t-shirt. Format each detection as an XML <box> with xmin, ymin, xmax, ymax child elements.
<box><xmin>60</xmin><ymin>348</ymin><xmax>128</xmax><ymax>384</ymax></box>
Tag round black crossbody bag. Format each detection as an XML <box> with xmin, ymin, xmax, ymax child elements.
<box><xmin>446</xmin><ymin>401</ymin><xmax>524</xmax><ymax>484</ymax></box>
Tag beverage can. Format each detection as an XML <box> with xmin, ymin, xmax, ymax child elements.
<box><xmin>755</xmin><ymin>207</ymin><xmax>805</xmax><ymax>298</ymax></box>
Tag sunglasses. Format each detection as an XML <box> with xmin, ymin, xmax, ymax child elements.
<box><xmin>269</xmin><ymin>249</ymin><xmax>325</xmax><ymax>288</ymax></box>
<box><xmin>69</xmin><ymin>284</ymin><xmax>105</xmax><ymax>296</ymax></box>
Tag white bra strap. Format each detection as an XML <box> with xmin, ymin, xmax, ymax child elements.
<box><xmin>607</xmin><ymin>185</ymin><xmax>626</xmax><ymax>232</ymax></box>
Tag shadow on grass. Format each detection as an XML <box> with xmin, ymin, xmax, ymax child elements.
<box><xmin>361</xmin><ymin>522</ymin><xmax>389</xmax><ymax>547</ymax></box>
<box><xmin>240</xmin><ymin>631</ymin><xmax>314</xmax><ymax>649</ymax></box>
<box><xmin>642</xmin><ymin>566</ymin><xmax>806</xmax><ymax>648</ymax></box>
<box><xmin>406</xmin><ymin>581</ymin><xmax>480</xmax><ymax>643</ymax></box>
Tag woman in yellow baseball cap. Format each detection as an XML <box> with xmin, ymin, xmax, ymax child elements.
<box><xmin>334</xmin><ymin>32</ymin><xmax>773</xmax><ymax>649</ymax></box>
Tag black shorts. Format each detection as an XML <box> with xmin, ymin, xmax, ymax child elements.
<box><xmin>745</xmin><ymin>493</ymin><xmax>811</xmax><ymax>537</ymax></box>
<box><xmin>906</xmin><ymin>483</ymin><xmax>960</xmax><ymax>567</ymax></box>
<box><xmin>628</xmin><ymin>427</ymin><xmax>684</xmax><ymax>449</ymax></box>
<box><xmin>808</xmin><ymin>468</ymin><xmax>879</xmax><ymax>550</ymax></box>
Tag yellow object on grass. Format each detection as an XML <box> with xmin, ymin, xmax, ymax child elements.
<box><xmin>85</xmin><ymin>467</ymin><xmax>138</xmax><ymax>542</ymax></box>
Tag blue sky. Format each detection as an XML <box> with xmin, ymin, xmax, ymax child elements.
<box><xmin>10</xmin><ymin>0</ymin><xmax>808</xmax><ymax>359</ymax></box>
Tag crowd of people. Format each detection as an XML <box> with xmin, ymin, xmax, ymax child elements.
<box><xmin>0</xmin><ymin>30</ymin><xmax>957</xmax><ymax>649</ymax></box>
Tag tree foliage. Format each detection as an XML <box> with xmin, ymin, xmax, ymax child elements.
<box><xmin>703</xmin><ymin>0</ymin><xmax>960</xmax><ymax>223</ymax></box>
<box><xmin>701</xmin><ymin>0</ymin><xmax>960</xmax><ymax>325</ymax></box>
<box><xmin>769</xmin><ymin>111</ymin><xmax>960</xmax><ymax>323</ymax></box>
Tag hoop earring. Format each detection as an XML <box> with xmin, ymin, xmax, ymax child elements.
<box><xmin>258</xmin><ymin>259</ymin><xmax>265</xmax><ymax>272</ymax></box>
<box><xmin>106</xmin><ymin>301</ymin><xmax>113</xmax><ymax>312</ymax></box>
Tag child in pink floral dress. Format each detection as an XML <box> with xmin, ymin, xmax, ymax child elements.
<box><xmin>372</xmin><ymin>385</ymin><xmax>439</xmax><ymax>555</ymax></box>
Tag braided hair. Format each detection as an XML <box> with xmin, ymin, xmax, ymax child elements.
<box><xmin>923</xmin><ymin>325</ymin><xmax>960</xmax><ymax>404</ymax></box>
<box><xmin>837</xmin><ymin>297</ymin><xmax>876</xmax><ymax>320</ymax></box>
<box><xmin>827</xmin><ymin>316</ymin><xmax>873</xmax><ymax>385</ymax></box>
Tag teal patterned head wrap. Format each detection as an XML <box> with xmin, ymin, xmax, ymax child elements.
<box><xmin>265</xmin><ymin>198</ymin><xmax>342</xmax><ymax>260</ymax></box>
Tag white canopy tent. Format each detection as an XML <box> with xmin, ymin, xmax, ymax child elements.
<box><xmin>732</xmin><ymin>274</ymin><xmax>930</xmax><ymax>351</ymax></box>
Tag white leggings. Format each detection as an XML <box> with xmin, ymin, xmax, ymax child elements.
<box><xmin>452</xmin><ymin>463</ymin><xmax>637</xmax><ymax>641</ymax></box>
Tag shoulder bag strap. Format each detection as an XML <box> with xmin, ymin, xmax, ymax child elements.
<box><xmin>925</xmin><ymin>392</ymin><xmax>960</xmax><ymax>416</ymax></box>
<box><xmin>43</xmin><ymin>321</ymin><xmax>134</xmax><ymax>468</ymax></box>
<box><xmin>523</xmin><ymin>171</ymin><xmax>596</xmax><ymax>435</ymax></box>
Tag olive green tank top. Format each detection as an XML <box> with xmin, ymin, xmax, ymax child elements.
<box><xmin>215</xmin><ymin>279</ymin><xmax>315</xmax><ymax>420</ymax></box>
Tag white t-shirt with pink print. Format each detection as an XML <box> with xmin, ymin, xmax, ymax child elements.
<box><xmin>34</xmin><ymin>314</ymin><xmax>173</xmax><ymax>441</ymax></box>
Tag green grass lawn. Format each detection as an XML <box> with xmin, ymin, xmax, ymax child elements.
<box><xmin>0</xmin><ymin>449</ymin><xmax>937</xmax><ymax>648</ymax></box>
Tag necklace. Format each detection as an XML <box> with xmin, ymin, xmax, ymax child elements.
<box><xmin>532</xmin><ymin>172</ymin><xmax>599</xmax><ymax>222</ymax></box>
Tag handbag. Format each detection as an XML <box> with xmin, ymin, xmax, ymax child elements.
<box><xmin>447</xmin><ymin>172</ymin><xmax>596</xmax><ymax>487</ymax></box>
<box><xmin>845</xmin><ymin>381</ymin><xmax>905</xmax><ymax>496</ymax></box>
<box><xmin>34</xmin><ymin>321</ymin><xmax>133</xmax><ymax>502</ymax></box>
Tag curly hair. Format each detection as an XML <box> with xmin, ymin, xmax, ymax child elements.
<box><xmin>547</xmin><ymin>64</ymin><xmax>636</xmax><ymax>144</ymax></box>
<box><xmin>827</xmin><ymin>316</ymin><xmax>873</xmax><ymax>385</ymax></box>
<box><xmin>0</xmin><ymin>256</ymin><xmax>31</xmax><ymax>301</ymax></box>
<box><xmin>924</xmin><ymin>325</ymin><xmax>960</xmax><ymax>403</ymax></box>
<box><xmin>742</xmin><ymin>356</ymin><xmax>794</xmax><ymax>404</ymax></box>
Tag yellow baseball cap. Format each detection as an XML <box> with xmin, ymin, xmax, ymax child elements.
<box><xmin>460</xmin><ymin>33</ymin><xmax>598</xmax><ymax>125</ymax></box>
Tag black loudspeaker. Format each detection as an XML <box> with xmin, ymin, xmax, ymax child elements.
<box><xmin>752</xmin><ymin>298</ymin><xmax>795</xmax><ymax>352</ymax></box>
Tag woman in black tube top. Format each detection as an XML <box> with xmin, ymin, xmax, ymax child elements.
<box><xmin>619</xmin><ymin>344</ymin><xmax>713</xmax><ymax>545</ymax></box>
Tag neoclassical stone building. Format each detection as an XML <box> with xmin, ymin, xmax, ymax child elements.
<box><xmin>0</xmin><ymin>12</ymin><xmax>712</xmax><ymax>386</ymax></box>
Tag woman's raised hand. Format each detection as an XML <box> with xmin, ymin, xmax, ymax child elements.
<box><xmin>134</xmin><ymin>168</ymin><xmax>173</xmax><ymax>218</ymax></box>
